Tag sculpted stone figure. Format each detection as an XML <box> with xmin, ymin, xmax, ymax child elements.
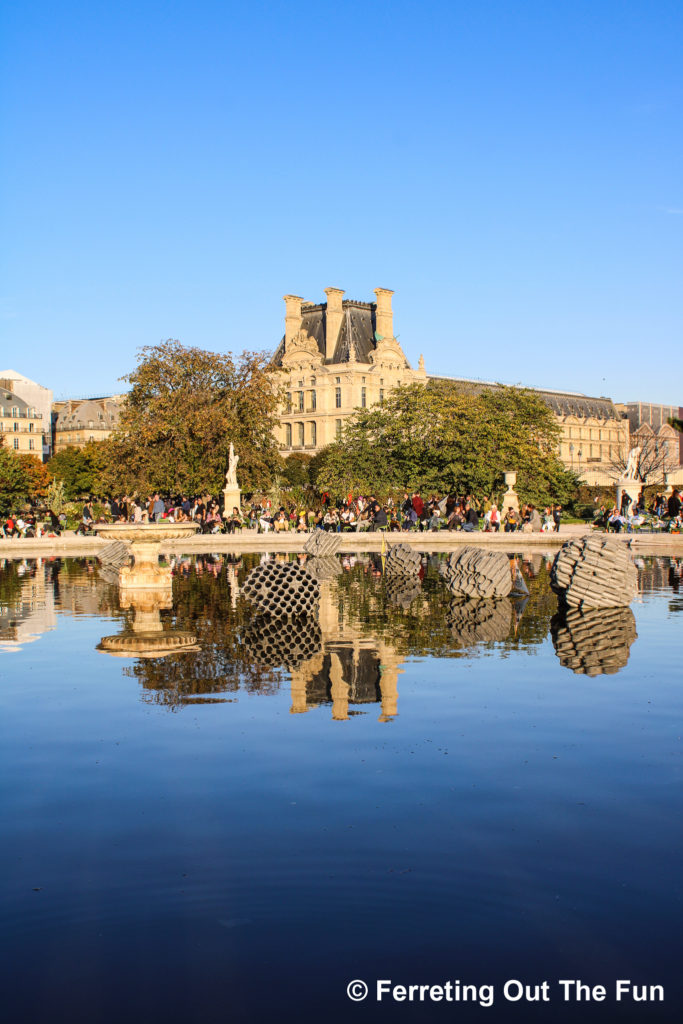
<box><xmin>624</xmin><ymin>446</ymin><xmax>641</xmax><ymax>481</ymax></box>
<box><xmin>226</xmin><ymin>442</ymin><xmax>239</xmax><ymax>488</ymax></box>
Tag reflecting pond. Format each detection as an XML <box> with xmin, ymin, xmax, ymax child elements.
<box><xmin>1</xmin><ymin>551</ymin><xmax>682</xmax><ymax>1023</ymax></box>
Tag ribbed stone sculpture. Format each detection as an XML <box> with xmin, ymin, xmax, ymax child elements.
<box><xmin>446</xmin><ymin>598</ymin><xmax>512</xmax><ymax>647</ymax></box>
<box><xmin>440</xmin><ymin>547</ymin><xmax>512</xmax><ymax>599</ymax></box>
<box><xmin>550</xmin><ymin>536</ymin><xmax>637</xmax><ymax>609</ymax></box>
<box><xmin>97</xmin><ymin>540</ymin><xmax>131</xmax><ymax>570</ymax></box>
<box><xmin>384</xmin><ymin>543</ymin><xmax>422</xmax><ymax>577</ymax></box>
<box><xmin>306</xmin><ymin>556</ymin><xmax>343</xmax><ymax>581</ymax></box>
<box><xmin>551</xmin><ymin>607</ymin><xmax>638</xmax><ymax>676</ymax></box>
<box><xmin>243</xmin><ymin>562</ymin><xmax>320</xmax><ymax>618</ymax></box>
<box><xmin>304</xmin><ymin>531</ymin><xmax>342</xmax><ymax>557</ymax></box>
<box><xmin>241</xmin><ymin>614</ymin><xmax>322</xmax><ymax>669</ymax></box>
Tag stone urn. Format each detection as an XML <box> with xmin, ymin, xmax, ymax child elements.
<box><xmin>94</xmin><ymin>522</ymin><xmax>199</xmax><ymax>591</ymax></box>
<box><xmin>502</xmin><ymin>470</ymin><xmax>520</xmax><ymax>515</ymax></box>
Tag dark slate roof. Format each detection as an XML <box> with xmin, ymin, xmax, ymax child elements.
<box><xmin>428</xmin><ymin>375</ymin><xmax>622</xmax><ymax>421</ymax></box>
<box><xmin>272</xmin><ymin>300</ymin><xmax>409</xmax><ymax>367</ymax></box>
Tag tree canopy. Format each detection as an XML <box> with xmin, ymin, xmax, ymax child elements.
<box><xmin>102</xmin><ymin>341</ymin><xmax>283</xmax><ymax>496</ymax></box>
<box><xmin>47</xmin><ymin>442</ymin><xmax>107</xmax><ymax>498</ymax></box>
<box><xmin>312</xmin><ymin>380</ymin><xmax>579</xmax><ymax>506</ymax></box>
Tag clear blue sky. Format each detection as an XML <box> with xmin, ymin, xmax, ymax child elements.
<box><xmin>1</xmin><ymin>0</ymin><xmax>681</xmax><ymax>403</ymax></box>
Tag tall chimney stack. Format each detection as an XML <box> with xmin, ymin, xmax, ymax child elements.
<box><xmin>374</xmin><ymin>288</ymin><xmax>394</xmax><ymax>340</ymax></box>
<box><xmin>324</xmin><ymin>287</ymin><xmax>345</xmax><ymax>361</ymax></box>
<box><xmin>283</xmin><ymin>294</ymin><xmax>303</xmax><ymax>348</ymax></box>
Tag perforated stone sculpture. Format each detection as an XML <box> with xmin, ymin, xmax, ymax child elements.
<box><xmin>551</xmin><ymin>607</ymin><xmax>638</xmax><ymax>675</ymax></box>
<box><xmin>550</xmin><ymin>536</ymin><xmax>637</xmax><ymax>609</ymax></box>
<box><xmin>306</xmin><ymin>556</ymin><xmax>343</xmax><ymax>580</ymax></box>
<box><xmin>241</xmin><ymin>614</ymin><xmax>322</xmax><ymax>668</ymax></box>
<box><xmin>440</xmin><ymin>547</ymin><xmax>512</xmax><ymax>599</ymax></box>
<box><xmin>446</xmin><ymin>598</ymin><xmax>512</xmax><ymax>647</ymax></box>
<box><xmin>243</xmin><ymin>562</ymin><xmax>320</xmax><ymax>618</ymax></box>
<box><xmin>304</xmin><ymin>531</ymin><xmax>342</xmax><ymax>557</ymax></box>
<box><xmin>384</xmin><ymin>543</ymin><xmax>422</xmax><ymax>577</ymax></box>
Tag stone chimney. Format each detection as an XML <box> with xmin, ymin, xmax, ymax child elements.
<box><xmin>283</xmin><ymin>294</ymin><xmax>303</xmax><ymax>348</ymax></box>
<box><xmin>374</xmin><ymin>288</ymin><xmax>394</xmax><ymax>340</ymax></box>
<box><xmin>324</xmin><ymin>287</ymin><xmax>345</xmax><ymax>361</ymax></box>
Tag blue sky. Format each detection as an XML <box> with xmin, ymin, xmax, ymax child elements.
<box><xmin>1</xmin><ymin>0</ymin><xmax>681</xmax><ymax>403</ymax></box>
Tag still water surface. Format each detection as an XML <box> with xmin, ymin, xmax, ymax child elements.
<box><xmin>1</xmin><ymin>552</ymin><xmax>681</xmax><ymax>1023</ymax></box>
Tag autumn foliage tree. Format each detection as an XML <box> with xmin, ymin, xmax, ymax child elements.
<box><xmin>312</xmin><ymin>380</ymin><xmax>579</xmax><ymax>507</ymax></box>
<box><xmin>102</xmin><ymin>341</ymin><xmax>283</xmax><ymax>496</ymax></box>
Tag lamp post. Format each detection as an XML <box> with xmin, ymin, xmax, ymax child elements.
<box><xmin>569</xmin><ymin>443</ymin><xmax>574</xmax><ymax>470</ymax></box>
<box><xmin>578</xmin><ymin>448</ymin><xmax>583</xmax><ymax>477</ymax></box>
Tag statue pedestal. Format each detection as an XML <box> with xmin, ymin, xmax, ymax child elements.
<box><xmin>502</xmin><ymin>471</ymin><xmax>520</xmax><ymax>515</ymax></box>
<box><xmin>616</xmin><ymin>479</ymin><xmax>640</xmax><ymax>512</ymax></box>
<box><xmin>223</xmin><ymin>486</ymin><xmax>242</xmax><ymax>517</ymax></box>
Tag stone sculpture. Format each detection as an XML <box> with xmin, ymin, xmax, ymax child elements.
<box><xmin>243</xmin><ymin>561</ymin><xmax>320</xmax><ymax>618</ymax></box>
<box><xmin>384</xmin><ymin>543</ymin><xmax>422</xmax><ymax>577</ymax></box>
<box><xmin>225</xmin><ymin>442</ymin><xmax>239</xmax><ymax>487</ymax></box>
<box><xmin>440</xmin><ymin>547</ymin><xmax>513</xmax><ymax>600</ymax></box>
<box><xmin>305</xmin><ymin>556</ymin><xmax>343</xmax><ymax>581</ymax></box>
<box><xmin>303</xmin><ymin>531</ymin><xmax>342</xmax><ymax>557</ymax></box>
<box><xmin>550</xmin><ymin>535</ymin><xmax>637</xmax><ymax>609</ymax></box>
<box><xmin>551</xmin><ymin>606</ymin><xmax>638</xmax><ymax>675</ymax></box>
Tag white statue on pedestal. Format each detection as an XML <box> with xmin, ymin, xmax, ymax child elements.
<box><xmin>624</xmin><ymin>446</ymin><xmax>641</xmax><ymax>481</ymax></box>
<box><xmin>225</xmin><ymin>443</ymin><xmax>239</xmax><ymax>488</ymax></box>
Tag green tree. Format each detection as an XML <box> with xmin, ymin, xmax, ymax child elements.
<box><xmin>47</xmin><ymin>442</ymin><xmax>107</xmax><ymax>499</ymax></box>
<box><xmin>282</xmin><ymin>452</ymin><xmax>314</xmax><ymax>488</ymax></box>
<box><xmin>314</xmin><ymin>380</ymin><xmax>579</xmax><ymax>506</ymax></box>
<box><xmin>102</xmin><ymin>341</ymin><xmax>283</xmax><ymax>496</ymax></box>
<box><xmin>0</xmin><ymin>437</ymin><xmax>32</xmax><ymax>514</ymax></box>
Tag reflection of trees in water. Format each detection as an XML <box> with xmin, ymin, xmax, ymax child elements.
<box><xmin>331</xmin><ymin>556</ymin><xmax>556</xmax><ymax>658</ymax></box>
<box><xmin>551</xmin><ymin>607</ymin><xmax>638</xmax><ymax>676</ymax></box>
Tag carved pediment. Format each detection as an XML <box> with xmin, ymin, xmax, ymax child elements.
<box><xmin>281</xmin><ymin>331</ymin><xmax>323</xmax><ymax>365</ymax></box>
<box><xmin>370</xmin><ymin>335</ymin><xmax>408</xmax><ymax>366</ymax></box>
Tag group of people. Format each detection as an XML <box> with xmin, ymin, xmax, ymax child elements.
<box><xmin>244</xmin><ymin>492</ymin><xmax>563</xmax><ymax>535</ymax></box>
<box><xmin>595</xmin><ymin>488</ymin><xmax>682</xmax><ymax>533</ymax></box>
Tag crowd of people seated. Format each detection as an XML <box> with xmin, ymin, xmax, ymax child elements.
<box><xmin>593</xmin><ymin>488</ymin><xmax>682</xmax><ymax>533</ymax></box>
<box><xmin>3</xmin><ymin>486</ymin><xmax>681</xmax><ymax>540</ymax></box>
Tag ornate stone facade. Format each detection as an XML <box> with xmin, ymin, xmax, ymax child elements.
<box><xmin>271</xmin><ymin>287</ymin><xmax>631</xmax><ymax>485</ymax></box>
<box><xmin>272</xmin><ymin>288</ymin><xmax>427</xmax><ymax>452</ymax></box>
<box><xmin>53</xmin><ymin>395</ymin><xmax>124</xmax><ymax>452</ymax></box>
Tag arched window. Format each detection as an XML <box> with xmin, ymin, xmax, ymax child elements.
<box><xmin>285</xmin><ymin>423</ymin><xmax>292</xmax><ymax>447</ymax></box>
<box><xmin>310</xmin><ymin>421</ymin><xmax>317</xmax><ymax>446</ymax></box>
<box><xmin>310</xmin><ymin>390</ymin><xmax>316</xmax><ymax>411</ymax></box>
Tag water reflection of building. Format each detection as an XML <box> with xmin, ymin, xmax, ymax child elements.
<box><xmin>0</xmin><ymin>562</ymin><xmax>56</xmax><ymax>652</ymax></box>
<box><xmin>289</xmin><ymin>584</ymin><xmax>402</xmax><ymax>721</ymax></box>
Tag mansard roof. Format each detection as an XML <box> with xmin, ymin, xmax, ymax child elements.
<box><xmin>428</xmin><ymin>375</ymin><xmax>622</xmax><ymax>421</ymax></box>
<box><xmin>272</xmin><ymin>299</ymin><xmax>409</xmax><ymax>368</ymax></box>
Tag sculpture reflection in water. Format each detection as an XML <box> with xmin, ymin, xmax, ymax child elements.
<box><xmin>95</xmin><ymin>549</ymin><xmax>660</xmax><ymax>710</ymax></box>
<box><xmin>94</xmin><ymin>522</ymin><xmax>200</xmax><ymax>659</ymax></box>
<box><xmin>446</xmin><ymin>597</ymin><xmax>514</xmax><ymax>648</ymax></box>
<box><xmin>550</xmin><ymin>607</ymin><xmax>638</xmax><ymax>676</ymax></box>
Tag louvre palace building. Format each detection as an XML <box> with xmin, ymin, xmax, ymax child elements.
<box><xmin>272</xmin><ymin>287</ymin><xmax>634</xmax><ymax>486</ymax></box>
